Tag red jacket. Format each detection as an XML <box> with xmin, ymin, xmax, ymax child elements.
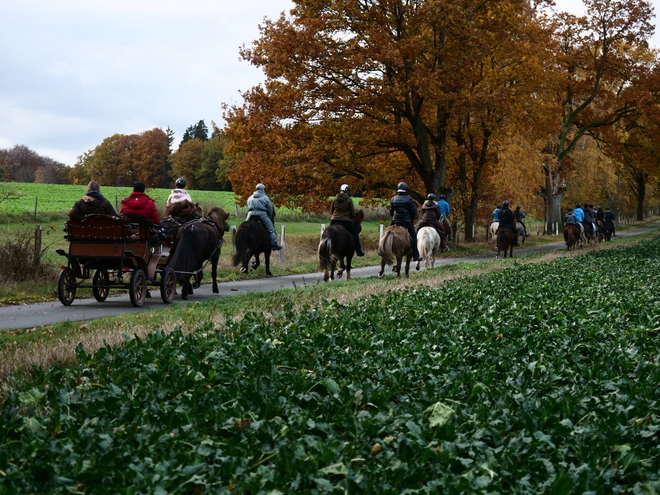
<box><xmin>120</xmin><ymin>192</ymin><xmax>161</xmax><ymax>225</ymax></box>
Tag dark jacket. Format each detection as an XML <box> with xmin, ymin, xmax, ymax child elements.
<box><xmin>69</xmin><ymin>191</ymin><xmax>117</xmax><ymax>220</ymax></box>
<box><xmin>120</xmin><ymin>192</ymin><xmax>161</xmax><ymax>225</ymax></box>
<box><xmin>499</xmin><ymin>206</ymin><xmax>514</xmax><ymax>228</ymax></box>
<box><xmin>330</xmin><ymin>193</ymin><xmax>355</xmax><ymax>222</ymax></box>
<box><xmin>514</xmin><ymin>209</ymin><xmax>525</xmax><ymax>223</ymax></box>
<box><xmin>390</xmin><ymin>192</ymin><xmax>417</xmax><ymax>223</ymax></box>
<box><xmin>564</xmin><ymin>211</ymin><xmax>577</xmax><ymax>225</ymax></box>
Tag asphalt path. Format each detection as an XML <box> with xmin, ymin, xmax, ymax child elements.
<box><xmin>2</xmin><ymin>222</ymin><xmax>658</xmax><ymax>331</ymax></box>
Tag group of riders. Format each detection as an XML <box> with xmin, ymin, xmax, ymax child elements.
<box><xmin>564</xmin><ymin>203</ymin><xmax>616</xmax><ymax>242</ymax></box>
<box><xmin>492</xmin><ymin>202</ymin><xmax>527</xmax><ymax>247</ymax></box>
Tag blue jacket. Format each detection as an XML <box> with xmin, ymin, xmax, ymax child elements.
<box><xmin>492</xmin><ymin>208</ymin><xmax>500</xmax><ymax>222</ymax></box>
<box><xmin>438</xmin><ymin>199</ymin><xmax>450</xmax><ymax>217</ymax></box>
<box><xmin>574</xmin><ymin>207</ymin><xmax>584</xmax><ymax>222</ymax></box>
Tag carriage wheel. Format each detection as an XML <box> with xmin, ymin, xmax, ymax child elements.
<box><xmin>129</xmin><ymin>269</ymin><xmax>147</xmax><ymax>307</ymax></box>
<box><xmin>58</xmin><ymin>267</ymin><xmax>77</xmax><ymax>306</ymax></box>
<box><xmin>160</xmin><ymin>267</ymin><xmax>176</xmax><ymax>304</ymax></box>
<box><xmin>92</xmin><ymin>268</ymin><xmax>110</xmax><ymax>302</ymax></box>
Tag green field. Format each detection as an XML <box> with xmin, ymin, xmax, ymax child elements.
<box><xmin>1</xmin><ymin>236</ymin><xmax>659</xmax><ymax>493</ymax></box>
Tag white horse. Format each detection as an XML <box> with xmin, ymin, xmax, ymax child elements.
<box><xmin>416</xmin><ymin>227</ymin><xmax>441</xmax><ymax>270</ymax></box>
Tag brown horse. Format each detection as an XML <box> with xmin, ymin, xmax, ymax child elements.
<box><xmin>564</xmin><ymin>224</ymin><xmax>580</xmax><ymax>250</ymax></box>
<box><xmin>318</xmin><ymin>210</ymin><xmax>364</xmax><ymax>281</ymax></box>
<box><xmin>378</xmin><ymin>225</ymin><xmax>412</xmax><ymax>278</ymax></box>
<box><xmin>596</xmin><ymin>220</ymin><xmax>605</xmax><ymax>243</ymax></box>
<box><xmin>232</xmin><ymin>218</ymin><xmax>273</xmax><ymax>276</ymax></box>
<box><xmin>161</xmin><ymin>200</ymin><xmax>203</xmax><ymax>246</ymax></box>
<box><xmin>441</xmin><ymin>216</ymin><xmax>452</xmax><ymax>241</ymax></box>
<box><xmin>167</xmin><ymin>206</ymin><xmax>230</xmax><ymax>299</ymax></box>
<box><xmin>496</xmin><ymin>227</ymin><xmax>515</xmax><ymax>258</ymax></box>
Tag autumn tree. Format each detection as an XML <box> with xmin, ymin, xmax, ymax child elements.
<box><xmin>169</xmin><ymin>139</ymin><xmax>205</xmax><ymax>189</ymax></box>
<box><xmin>225</xmin><ymin>0</ymin><xmax>555</xmax><ymax>211</ymax></box>
<box><xmin>0</xmin><ymin>145</ymin><xmax>70</xmax><ymax>184</ymax></box>
<box><xmin>537</xmin><ymin>0</ymin><xmax>654</xmax><ymax>232</ymax></box>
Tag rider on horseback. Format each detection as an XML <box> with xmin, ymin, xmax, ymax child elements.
<box><xmin>167</xmin><ymin>178</ymin><xmax>193</xmax><ymax>207</ymax></box>
<box><xmin>417</xmin><ymin>193</ymin><xmax>449</xmax><ymax>252</ymax></box>
<box><xmin>247</xmin><ymin>183</ymin><xmax>282</xmax><ymax>251</ymax></box>
<box><xmin>390</xmin><ymin>182</ymin><xmax>423</xmax><ymax>262</ymax></box>
<box><xmin>499</xmin><ymin>201</ymin><xmax>519</xmax><ymax>246</ymax></box>
<box><xmin>583</xmin><ymin>203</ymin><xmax>595</xmax><ymax>240</ymax></box>
<box><xmin>564</xmin><ymin>207</ymin><xmax>577</xmax><ymax>227</ymax></box>
<box><xmin>492</xmin><ymin>205</ymin><xmax>501</xmax><ymax>222</ymax></box>
<box><xmin>330</xmin><ymin>184</ymin><xmax>364</xmax><ymax>257</ymax></box>
<box><xmin>514</xmin><ymin>206</ymin><xmax>527</xmax><ymax>238</ymax></box>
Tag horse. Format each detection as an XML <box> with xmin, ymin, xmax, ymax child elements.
<box><xmin>489</xmin><ymin>222</ymin><xmax>499</xmax><ymax>246</ymax></box>
<box><xmin>596</xmin><ymin>220</ymin><xmax>605</xmax><ymax>243</ymax></box>
<box><xmin>378</xmin><ymin>225</ymin><xmax>412</xmax><ymax>278</ymax></box>
<box><xmin>160</xmin><ymin>200</ymin><xmax>203</xmax><ymax>246</ymax></box>
<box><xmin>233</xmin><ymin>218</ymin><xmax>273</xmax><ymax>276</ymax></box>
<box><xmin>318</xmin><ymin>210</ymin><xmax>364</xmax><ymax>282</ymax></box>
<box><xmin>441</xmin><ymin>215</ymin><xmax>452</xmax><ymax>241</ymax></box>
<box><xmin>167</xmin><ymin>206</ymin><xmax>230</xmax><ymax>300</ymax></box>
<box><xmin>416</xmin><ymin>227</ymin><xmax>441</xmax><ymax>270</ymax></box>
<box><xmin>564</xmin><ymin>224</ymin><xmax>580</xmax><ymax>250</ymax></box>
<box><xmin>604</xmin><ymin>221</ymin><xmax>615</xmax><ymax>241</ymax></box>
<box><xmin>496</xmin><ymin>227</ymin><xmax>515</xmax><ymax>258</ymax></box>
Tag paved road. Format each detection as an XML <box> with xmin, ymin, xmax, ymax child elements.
<box><xmin>2</xmin><ymin>222</ymin><xmax>658</xmax><ymax>331</ymax></box>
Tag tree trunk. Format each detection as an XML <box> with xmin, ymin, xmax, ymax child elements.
<box><xmin>538</xmin><ymin>155</ymin><xmax>566</xmax><ymax>234</ymax></box>
<box><xmin>635</xmin><ymin>175</ymin><xmax>646</xmax><ymax>221</ymax></box>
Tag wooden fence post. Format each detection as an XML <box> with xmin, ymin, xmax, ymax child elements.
<box><xmin>34</xmin><ymin>197</ymin><xmax>38</xmax><ymax>219</ymax></box>
<box><xmin>320</xmin><ymin>224</ymin><xmax>325</xmax><ymax>239</ymax></box>
<box><xmin>231</xmin><ymin>225</ymin><xmax>237</xmax><ymax>255</ymax></box>
<box><xmin>34</xmin><ymin>225</ymin><xmax>42</xmax><ymax>264</ymax></box>
<box><xmin>379</xmin><ymin>223</ymin><xmax>384</xmax><ymax>239</ymax></box>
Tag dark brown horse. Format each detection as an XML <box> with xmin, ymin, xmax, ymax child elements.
<box><xmin>160</xmin><ymin>200</ymin><xmax>203</xmax><ymax>246</ymax></box>
<box><xmin>232</xmin><ymin>218</ymin><xmax>273</xmax><ymax>276</ymax></box>
<box><xmin>564</xmin><ymin>224</ymin><xmax>580</xmax><ymax>250</ymax></box>
<box><xmin>167</xmin><ymin>206</ymin><xmax>230</xmax><ymax>299</ymax></box>
<box><xmin>378</xmin><ymin>225</ymin><xmax>412</xmax><ymax>278</ymax></box>
<box><xmin>596</xmin><ymin>220</ymin><xmax>605</xmax><ymax>243</ymax></box>
<box><xmin>318</xmin><ymin>210</ymin><xmax>364</xmax><ymax>282</ymax></box>
<box><xmin>496</xmin><ymin>227</ymin><xmax>515</xmax><ymax>258</ymax></box>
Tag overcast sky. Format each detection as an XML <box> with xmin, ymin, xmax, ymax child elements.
<box><xmin>0</xmin><ymin>0</ymin><xmax>657</xmax><ymax>167</ymax></box>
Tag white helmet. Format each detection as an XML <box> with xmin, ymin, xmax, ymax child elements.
<box><xmin>340</xmin><ymin>184</ymin><xmax>350</xmax><ymax>192</ymax></box>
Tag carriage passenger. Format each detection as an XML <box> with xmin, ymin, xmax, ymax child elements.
<box><xmin>499</xmin><ymin>201</ymin><xmax>520</xmax><ymax>247</ymax></box>
<box><xmin>417</xmin><ymin>193</ymin><xmax>449</xmax><ymax>252</ymax></box>
<box><xmin>69</xmin><ymin>181</ymin><xmax>117</xmax><ymax>220</ymax></box>
<box><xmin>390</xmin><ymin>182</ymin><xmax>423</xmax><ymax>262</ymax></box>
<box><xmin>514</xmin><ymin>206</ymin><xmax>527</xmax><ymax>238</ymax></box>
<box><xmin>492</xmin><ymin>205</ymin><xmax>501</xmax><ymax>222</ymax></box>
<box><xmin>120</xmin><ymin>181</ymin><xmax>160</xmax><ymax>225</ymax></box>
<box><xmin>247</xmin><ymin>183</ymin><xmax>282</xmax><ymax>251</ymax></box>
<box><xmin>166</xmin><ymin>178</ymin><xmax>192</xmax><ymax>207</ymax></box>
<box><xmin>330</xmin><ymin>184</ymin><xmax>364</xmax><ymax>256</ymax></box>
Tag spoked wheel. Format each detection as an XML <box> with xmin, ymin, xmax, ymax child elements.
<box><xmin>58</xmin><ymin>267</ymin><xmax>77</xmax><ymax>306</ymax></box>
<box><xmin>160</xmin><ymin>267</ymin><xmax>176</xmax><ymax>304</ymax></box>
<box><xmin>129</xmin><ymin>269</ymin><xmax>147</xmax><ymax>307</ymax></box>
<box><xmin>92</xmin><ymin>268</ymin><xmax>110</xmax><ymax>302</ymax></box>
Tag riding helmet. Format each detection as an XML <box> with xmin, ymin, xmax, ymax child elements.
<box><xmin>340</xmin><ymin>184</ymin><xmax>350</xmax><ymax>193</ymax></box>
<box><xmin>576</xmin><ymin>203</ymin><xmax>581</xmax><ymax>207</ymax></box>
<box><xmin>497</xmin><ymin>204</ymin><xmax>501</xmax><ymax>209</ymax></box>
<box><xmin>567</xmin><ymin>207</ymin><xmax>573</xmax><ymax>211</ymax></box>
<box><xmin>397</xmin><ymin>182</ymin><xmax>408</xmax><ymax>191</ymax></box>
<box><xmin>175</xmin><ymin>178</ymin><xmax>186</xmax><ymax>189</ymax></box>
<box><xmin>516</xmin><ymin>206</ymin><xmax>521</xmax><ymax>210</ymax></box>
<box><xmin>427</xmin><ymin>193</ymin><xmax>436</xmax><ymax>200</ymax></box>
<box><xmin>256</xmin><ymin>183</ymin><xmax>266</xmax><ymax>191</ymax></box>
<box><xmin>503</xmin><ymin>200</ymin><xmax>509</xmax><ymax>207</ymax></box>
<box><xmin>440</xmin><ymin>194</ymin><xmax>446</xmax><ymax>199</ymax></box>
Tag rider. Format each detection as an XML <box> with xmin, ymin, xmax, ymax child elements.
<box><xmin>69</xmin><ymin>181</ymin><xmax>117</xmax><ymax>220</ymax></box>
<box><xmin>166</xmin><ymin>178</ymin><xmax>193</xmax><ymax>207</ymax></box>
<box><xmin>247</xmin><ymin>183</ymin><xmax>282</xmax><ymax>251</ymax></box>
<box><xmin>330</xmin><ymin>184</ymin><xmax>364</xmax><ymax>256</ymax></box>
<box><xmin>390</xmin><ymin>182</ymin><xmax>423</xmax><ymax>262</ymax></box>
<box><xmin>514</xmin><ymin>206</ymin><xmax>527</xmax><ymax>238</ymax></box>
<box><xmin>583</xmin><ymin>203</ymin><xmax>595</xmax><ymax>240</ymax></box>
<box><xmin>573</xmin><ymin>203</ymin><xmax>585</xmax><ymax>241</ymax></box>
<box><xmin>492</xmin><ymin>204</ymin><xmax>501</xmax><ymax>222</ymax></box>
<box><xmin>120</xmin><ymin>181</ymin><xmax>160</xmax><ymax>225</ymax></box>
<box><xmin>604</xmin><ymin>207</ymin><xmax>615</xmax><ymax>239</ymax></box>
<box><xmin>499</xmin><ymin>200</ymin><xmax>519</xmax><ymax>246</ymax></box>
<box><xmin>417</xmin><ymin>193</ymin><xmax>449</xmax><ymax>252</ymax></box>
<box><xmin>564</xmin><ymin>207</ymin><xmax>578</xmax><ymax>228</ymax></box>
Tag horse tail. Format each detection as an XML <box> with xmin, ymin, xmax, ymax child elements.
<box><xmin>168</xmin><ymin>223</ymin><xmax>202</xmax><ymax>282</ymax></box>
<box><xmin>379</xmin><ymin>230</ymin><xmax>395</xmax><ymax>265</ymax></box>
<box><xmin>318</xmin><ymin>236</ymin><xmax>332</xmax><ymax>270</ymax></box>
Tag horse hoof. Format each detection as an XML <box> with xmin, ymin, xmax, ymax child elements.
<box><xmin>192</xmin><ymin>282</ymin><xmax>200</xmax><ymax>289</ymax></box>
<box><xmin>337</xmin><ymin>271</ymin><xmax>343</xmax><ymax>279</ymax></box>
<box><xmin>251</xmin><ymin>262</ymin><xmax>259</xmax><ymax>269</ymax></box>
<box><xmin>378</xmin><ymin>272</ymin><xmax>384</xmax><ymax>279</ymax></box>
<box><xmin>240</xmin><ymin>267</ymin><xmax>247</xmax><ymax>273</ymax></box>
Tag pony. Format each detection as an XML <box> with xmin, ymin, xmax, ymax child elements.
<box><xmin>416</xmin><ymin>227</ymin><xmax>441</xmax><ymax>270</ymax></box>
<box><xmin>378</xmin><ymin>225</ymin><xmax>412</xmax><ymax>278</ymax></box>
<box><xmin>167</xmin><ymin>206</ymin><xmax>230</xmax><ymax>300</ymax></box>
<box><xmin>318</xmin><ymin>210</ymin><xmax>364</xmax><ymax>282</ymax></box>
<box><xmin>441</xmin><ymin>216</ymin><xmax>452</xmax><ymax>241</ymax></box>
<box><xmin>604</xmin><ymin>221</ymin><xmax>615</xmax><ymax>241</ymax></box>
<box><xmin>489</xmin><ymin>222</ymin><xmax>499</xmax><ymax>246</ymax></box>
<box><xmin>496</xmin><ymin>227</ymin><xmax>515</xmax><ymax>258</ymax></box>
<box><xmin>564</xmin><ymin>224</ymin><xmax>580</xmax><ymax>250</ymax></box>
<box><xmin>160</xmin><ymin>200</ymin><xmax>203</xmax><ymax>246</ymax></box>
<box><xmin>233</xmin><ymin>218</ymin><xmax>273</xmax><ymax>276</ymax></box>
<box><xmin>596</xmin><ymin>220</ymin><xmax>605</xmax><ymax>243</ymax></box>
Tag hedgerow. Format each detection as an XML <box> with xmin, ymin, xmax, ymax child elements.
<box><xmin>1</xmin><ymin>237</ymin><xmax>659</xmax><ymax>493</ymax></box>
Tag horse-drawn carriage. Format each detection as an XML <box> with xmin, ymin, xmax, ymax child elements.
<box><xmin>56</xmin><ymin>214</ymin><xmax>176</xmax><ymax>307</ymax></box>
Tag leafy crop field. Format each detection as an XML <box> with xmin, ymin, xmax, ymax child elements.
<box><xmin>1</xmin><ymin>237</ymin><xmax>659</xmax><ymax>493</ymax></box>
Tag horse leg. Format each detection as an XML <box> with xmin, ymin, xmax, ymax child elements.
<box><xmin>378</xmin><ymin>258</ymin><xmax>385</xmax><ymax>279</ymax></box>
<box><xmin>181</xmin><ymin>276</ymin><xmax>191</xmax><ymax>300</ymax></box>
<box><xmin>404</xmin><ymin>255</ymin><xmax>411</xmax><ymax>277</ymax></box>
<box><xmin>345</xmin><ymin>254</ymin><xmax>352</xmax><ymax>280</ymax></box>
<box><xmin>251</xmin><ymin>252</ymin><xmax>260</xmax><ymax>270</ymax></box>
<box><xmin>265</xmin><ymin>251</ymin><xmax>272</xmax><ymax>276</ymax></box>
<box><xmin>211</xmin><ymin>251</ymin><xmax>220</xmax><ymax>294</ymax></box>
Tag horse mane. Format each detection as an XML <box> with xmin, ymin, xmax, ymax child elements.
<box><xmin>206</xmin><ymin>207</ymin><xmax>230</xmax><ymax>232</ymax></box>
<box><xmin>165</xmin><ymin>200</ymin><xmax>202</xmax><ymax>221</ymax></box>
<box><xmin>354</xmin><ymin>209</ymin><xmax>365</xmax><ymax>222</ymax></box>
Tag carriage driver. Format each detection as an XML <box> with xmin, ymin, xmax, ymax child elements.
<box><xmin>499</xmin><ymin>201</ymin><xmax>520</xmax><ymax>246</ymax></box>
<box><xmin>330</xmin><ymin>184</ymin><xmax>364</xmax><ymax>256</ymax></box>
<box><xmin>247</xmin><ymin>183</ymin><xmax>282</xmax><ymax>251</ymax></box>
<box><xmin>389</xmin><ymin>182</ymin><xmax>423</xmax><ymax>262</ymax></box>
